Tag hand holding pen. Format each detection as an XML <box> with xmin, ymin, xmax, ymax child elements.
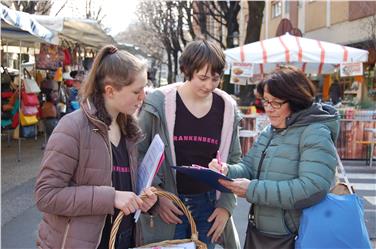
<box><xmin>208</xmin><ymin>151</ymin><xmax>228</xmax><ymax>175</ymax></box>
<box><xmin>216</xmin><ymin>151</ymin><xmax>223</xmax><ymax>173</ymax></box>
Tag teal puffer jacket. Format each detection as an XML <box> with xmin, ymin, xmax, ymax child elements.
<box><xmin>228</xmin><ymin>103</ymin><xmax>339</xmax><ymax>235</ymax></box>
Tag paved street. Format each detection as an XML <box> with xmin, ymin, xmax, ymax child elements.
<box><xmin>1</xmin><ymin>136</ymin><xmax>375</xmax><ymax>248</ymax></box>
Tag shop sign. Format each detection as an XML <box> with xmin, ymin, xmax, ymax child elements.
<box><xmin>230</xmin><ymin>76</ymin><xmax>248</xmax><ymax>85</ymax></box>
<box><xmin>230</xmin><ymin>62</ymin><xmax>253</xmax><ymax>85</ymax></box>
<box><xmin>340</xmin><ymin>62</ymin><xmax>363</xmax><ymax>77</ymax></box>
<box><xmin>231</xmin><ymin>62</ymin><xmax>253</xmax><ymax>78</ymax></box>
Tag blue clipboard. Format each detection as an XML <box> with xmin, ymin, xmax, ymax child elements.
<box><xmin>171</xmin><ymin>165</ymin><xmax>233</xmax><ymax>193</ymax></box>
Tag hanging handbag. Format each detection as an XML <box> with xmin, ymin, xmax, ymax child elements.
<box><xmin>21</xmin><ymin>102</ymin><xmax>39</xmax><ymax>116</ymax></box>
<box><xmin>20</xmin><ymin>111</ymin><xmax>38</xmax><ymax>126</ymax></box>
<box><xmin>36</xmin><ymin>43</ymin><xmax>64</xmax><ymax>70</ymax></box>
<box><xmin>22</xmin><ymin>92</ymin><xmax>39</xmax><ymax>106</ymax></box>
<box><xmin>295</xmin><ymin>150</ymin><xmax>371</xmax><ymax>249</ymax></box>
<box><xmin>13</xmin><ymin>125</ymin><xmax>20</xmax><ymax>140</ymax></box>
<box><xmin>1</xmin><ymin>66</ymin><xmax>12</xmax><ymax>85</ymax></box>
<box><xmin>23</xmin><ymin>68</ymin><xmax>40</xmax><ymax>93</ymax></box>
<box><xmin>20</xmin><ymin>125</ymin><xmax>36</xmax><ymax>138</ymax></box>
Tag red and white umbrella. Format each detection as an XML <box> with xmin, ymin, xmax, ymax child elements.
<box><xmin>225</xmin><ymin>33</ymin><xmax>369</xmax><ymax>74</ymax></box>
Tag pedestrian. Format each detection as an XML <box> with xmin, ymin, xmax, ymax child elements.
<box><xmin>209</xmin><ymin>65</ymin><xmax>339</xmax><ymax>249</ymax></box>
<box><xmin>34</xmin><ymin>45</ymin><xmax>157</xmax><ymax>249</ymax></box>
<box><xmin>253</xmin><ymin>83</ymin><xmax>265</xmax><ymax>113</ymax></box>
<box><xmin>329</xmin><ymin>79</ymin><xmax>341</xmax><ymax>104</ymax></box>
<box><xmin>138</xmin><ymin>39</ymin><xmax>241</xmax><ymax>249</ymax></box>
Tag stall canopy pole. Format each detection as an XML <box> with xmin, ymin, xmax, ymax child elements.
<box><xmin>6</xmin><ymin>40</ymin><xmax>9</xmax><ymax>67</ymax></box>
<box><xmin>17</xmin><ymin>40</ymin><xmax>22</xmax><ymax>162</ymax></box>
<box><xmin>33</xmin><ymin>42</ymin><xmax>38</xmax><ymax>141</ymax></box>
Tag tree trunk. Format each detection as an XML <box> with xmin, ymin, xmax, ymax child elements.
<box><xmin>245</xmin><ymin>1</ymin><xmax>265</xmax><ymax>44</ymax></box>
<box><xmin>239</xmin><ymin>1</ymin><xmax>266</xmax><ymax>106</ymax></box>
<box><xmin>167</xmin><ymin>51</ymin><xmax>173</xmax><ymax>84</ymax></box>
<box><xmin>197</xmin><ymin>2</ymin><xmax>207</xmax><ymax>38</ymax></box>
<box><xmin>173</xmin><ymin>49</ymin><xmax>179</xmax><ymax>83</ymax></box>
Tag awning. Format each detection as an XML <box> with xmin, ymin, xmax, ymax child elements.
<box><xmin>225</xmin><ymin>33</ymin><xmax>369</xmax><ymax>74</ymax></box>
<box><xmin>1</xmin><ymin>4</ymin><xmax>59</xmax><ymax>45</ymax></box>
<box><xmin>33</xmin><ymin>15</ymin><xmax>116</xmax><ymax>48</ymax></box>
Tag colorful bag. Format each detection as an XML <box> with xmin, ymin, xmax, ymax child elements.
<box><xmin>295</xmin><ymin>151</ymin><xmax>371</xmax><ymax>249</ymax></box>
<box><xmin>12</xmin><ymin>125</ymin><xmax>20</xmax><ymax>140</ymax></box>
<box><xmin>23</xmin><ymin>68</ymin><xmax>41</xmax><ymax>93</ymax></box>
<box><xmin>63</xmin><ymin>48</ymin><xmax>72</xmax><ymax>66</ymax></box>
<box><xmin>36</xmin><ymin>43</ymin><xmax>64</xmax><ymax>70</ymax></box>
<box><xmin>22</xmin><ymin>103</ymin><xmax>39</xmax><ymax>116</ymax></box>
<box><xmin>22</xmin><ymin>92</ymin><xmax>39</xmax><ymax>106</ymax></box>
<box><xmin>1</xmin><ymin>66</ymin><xmax>12</xmax><ymax>85</ymax></box>
<box><xmin>20</xmin><ymin>111</ymin><xmax>38</xmax><ymax>126</ymax></box>
<box><xmin>20</xmin><ymin>125</ymin><xmax>36</xmax><ymax>138</ymax></box>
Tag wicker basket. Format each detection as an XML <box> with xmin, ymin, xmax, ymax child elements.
<box><xmin>109</xmin><ymin>190</ymin><xmax>207</xmax><ymax>249</ymax></box>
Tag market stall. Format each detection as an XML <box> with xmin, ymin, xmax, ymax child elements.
<box><xmin>1</xmin><ymin>3</ymin><xmax>59</xmax><ymax>161</ymax></box>
<box><xmin>225</xmin><ymin>33</ymin><xmax>369</xmax><ymax>75</ymax></box>
<box><xmin>225</xmin><ymin>33</ymin><xmax>374</xmax><ymax>160</ymax></box>
<box><xmin>1</xmin><ymin>4</ymin><xmax>117</xmax><ymax>161</ymax></box>
<box><xmin>33</xmin><ymin>15</ymin><xmax>116</xmax><ymax>49</ymax></box>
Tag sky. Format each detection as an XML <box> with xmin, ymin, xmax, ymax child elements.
<box><xmin>101</xmin><ymin>0</ymin><xmax>138</xmax><ymax>35</ymax></box>
<box><xmin>50</xmin><ymin>0</ymin><xmax>138</xmax><ymax>35</ymax></box>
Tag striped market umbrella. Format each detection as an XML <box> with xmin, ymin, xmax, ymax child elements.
<box><xmin>225</xmin><ymin>33</ymin><xmax>369</xmax><ymax>75</ymax></box>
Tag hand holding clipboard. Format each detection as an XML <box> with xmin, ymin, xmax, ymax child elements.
<box><xmin>209</xmin><ymin>158</ymin><xmax>251</xmax><ymax>198</ymax></box>
<box><xmin>171</xmin><ymin>165</ymin><xmax>233</xmax><ymax>193</ymax></box>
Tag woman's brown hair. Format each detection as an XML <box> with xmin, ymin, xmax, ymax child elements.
<box><xmin>179</xmin><ymin>39</ymin><xmax>225</xmax><ymax>80</ymax></box>
<box><xmin>80</xmin><ymin>45</ymin><xmax>147</xmax><ymax>139</ymax></box>
<box><xmin>258</xmin><ymin>65</ymin><xmax>316</xmax><ymax>113</ymax></box>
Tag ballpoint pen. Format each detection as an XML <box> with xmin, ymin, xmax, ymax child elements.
<box><xmin>216</xmin><ymin>150</ymin><xmax>223</xmax><ymax>174</ymax></box>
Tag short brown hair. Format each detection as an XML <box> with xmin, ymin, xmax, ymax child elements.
<box><xmin>179</xmin><ymin>39</ymin><xmax>225</xmax><ymax>80</ymax></box>
<box><xmin>258</xmin><ymin>66</ymin><xmax>316</xmax><ymax>113</ymax></box>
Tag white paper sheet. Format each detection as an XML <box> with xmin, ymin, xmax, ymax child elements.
<box><xmin>131</xmin><ymin>241</ymin><xmax>195</xmax><ymax>249</ymax></box>
<box><xmin>134</xmin><ymin>134</ymin><xmax>165</xmax><ymax>221</ymax></box>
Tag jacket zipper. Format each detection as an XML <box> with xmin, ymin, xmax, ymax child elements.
<box><xmin>95</xmin><ymin>132</ymin><xmax>113</xmax><ymax>249</ymax></box>
<box><xmin>84</xmin><ymin>101</ymin><xmax>123</xmax><ymax>248</ymax></box>
<box><xmin>89</xmin><ymin>119</ymin><xmax>114</xmax><ymax>248</ymax></box>
<box><xmin>95</xmin><ymin>217</ymin><xmax>107</xmax><ymax>249</ymax></box>
<box><xmin>61</xmin><ymin>219</ymin><xmax>70</xmax><ymax>249</ymax></box>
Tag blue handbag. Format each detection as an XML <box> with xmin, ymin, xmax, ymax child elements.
<box><xmin>21</xmin><ymin>125</ymin><xmax>36</xmax><ymax>138</ymax></box>
<box><xmin>296</xmin><ymin>151</ymin><xmax>371</xmax><ymax>249</ymax></box>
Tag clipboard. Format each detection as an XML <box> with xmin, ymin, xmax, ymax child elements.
<box><xmin>171</xmin><ymin>165</ymin><xmax>233</xmax><ymax>193</ymax></box>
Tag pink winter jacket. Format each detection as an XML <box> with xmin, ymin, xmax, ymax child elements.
<box><xmin>34</xmin><ymin>100</ymin><xmax>141</xmax><ymax>248</ymax></box>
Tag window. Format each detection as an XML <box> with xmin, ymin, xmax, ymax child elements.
<box><xmin>272</xmin><ymin>1</ymin><xmax>282</xmax><ymax>18</ymax></box>
<box><xmin>284</xmin><ymin>0</ymin><xmax>290</xmax><ymax>14</ymax></box>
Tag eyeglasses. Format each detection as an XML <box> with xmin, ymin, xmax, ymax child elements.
<box><xmin>261</xmin><ymin>99</ymin><xmax>288</xmax><ymax>109</ymax></box>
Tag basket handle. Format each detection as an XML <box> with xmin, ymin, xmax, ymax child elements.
<box><xmin>109</xmin><ymin>190</ymin><xmax>198</xmax><ymax>249</ymax></box>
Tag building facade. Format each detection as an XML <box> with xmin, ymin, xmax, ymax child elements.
<box><xmin>259</xmin><ymin>1</ymin><xmax>375</xmax><ymax>50</ymax></box>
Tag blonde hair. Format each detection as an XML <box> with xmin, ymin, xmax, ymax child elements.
<box><xmin>80</xmin><ymin>45</ymin><xmax>147</xmax><ymax>139</ymax></box>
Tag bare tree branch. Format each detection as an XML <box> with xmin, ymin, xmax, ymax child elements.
<box><xmin>54</xmin><ymin>0</ymin><xmax>68</xmax><ymax>16</ymax></box>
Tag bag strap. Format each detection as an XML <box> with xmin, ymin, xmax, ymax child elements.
<box><xmin>23</xmin><ymin>68</ymin><xmax>32</xmax><ymax>79</ymax></box>
<box><xmin>334</xmin><ymin>149</ymin><xmax>354</xmax><ymax>194</ymax></box>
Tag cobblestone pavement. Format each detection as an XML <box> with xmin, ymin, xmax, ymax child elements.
<box><xmin>1</xmin><ymin>136</ymin><xmax>375</xmax><ymax>248</ymax></box>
